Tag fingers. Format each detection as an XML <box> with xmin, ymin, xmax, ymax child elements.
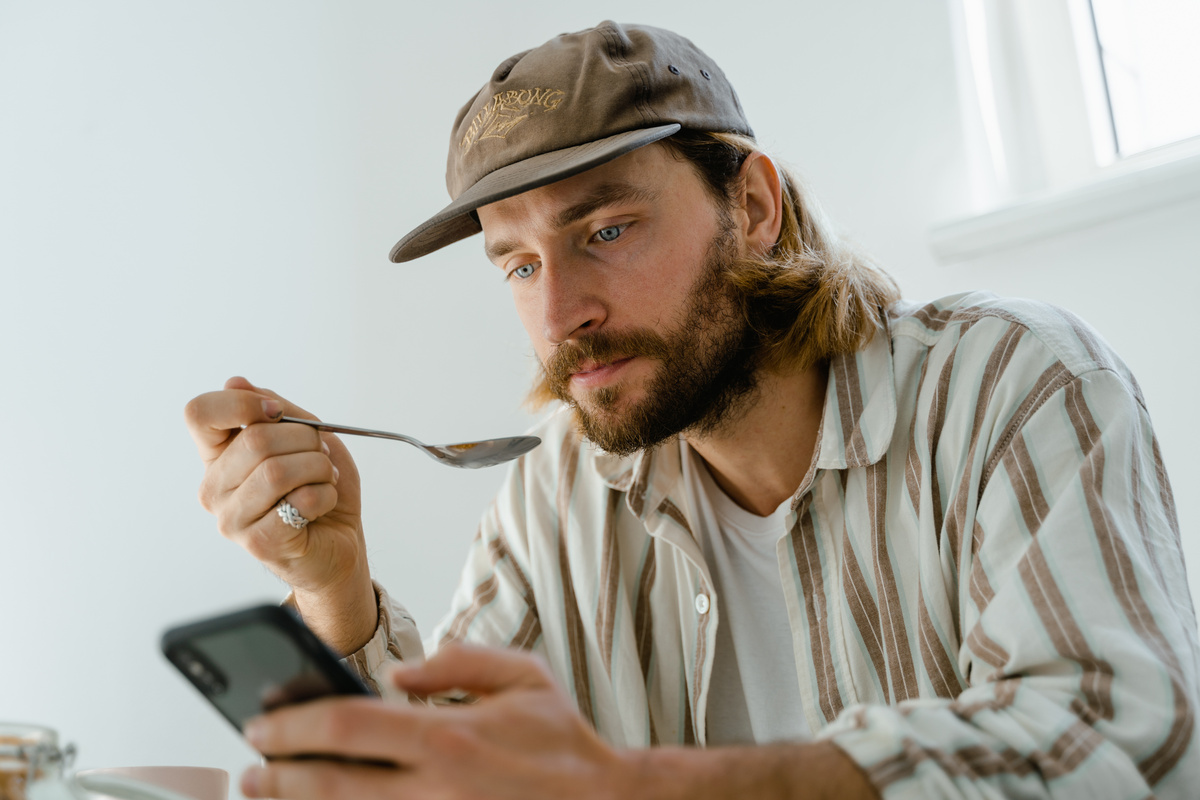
<box><xmin>185</xmin><ymin>377</ymin><xmax>321</xmax><ymax>461</ymax></box>
<box><xmin>389</xmin><ymin>642</ymin><xmax>554</xmax><ymax>697</ymax></box>
<box><xmin>245</xmin><ymin>696</ymin><xmax>436</xmax><ymax>766</ymax></box>
<box><xmin>199</xmin><ymin>424</ymin><xmax>335</xmax><ymax>517</ymax></box>
<box><xmin>184</xmin><ymin>387</ymin><xmax>284</xmax><ymax>458</ymax></box>
<box><xmin>221</xmin><ymin>453</ymin><xmax>339</xmax><ymax>558</ymax></box>
<box><xmin>210</xmin><ymin>420</ymin><xmax>329</xmax><ymax>499</ymax></box>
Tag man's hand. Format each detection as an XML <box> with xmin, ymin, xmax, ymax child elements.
<box><xmin>240</xmin><ymin>643</ymin><xmax>630</xmax><ymax>800</ymax></box>
<box><xmin>183</xmin><ymin>377</ymin><xmax>376</xmax><ymax>654</ymax></box>
<box><xmin>239</xmin><ymin>642</ymin><xmax>882</xmax><ymax>800</ymax></box>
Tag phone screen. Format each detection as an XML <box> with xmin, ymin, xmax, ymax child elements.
<box><xmin>163</xmin><ymin>606</ymin><xmax>369</xmax><ymax>732</ymax></box>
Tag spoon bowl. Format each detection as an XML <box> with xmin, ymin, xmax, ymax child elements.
<box><xmin>279</xmin><ymin>416</ymin><xmax>540</xmax><ymax>469</ymax></box>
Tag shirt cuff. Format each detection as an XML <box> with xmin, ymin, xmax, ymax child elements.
<box><xmin>283</xmin><ymin>581</ymin><xmax>425</xmax><ymax>701</ymax></box>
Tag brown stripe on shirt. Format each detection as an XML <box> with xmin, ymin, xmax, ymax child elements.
<box><xmin>791</xmin><ymin>503</ymin><xmax>844</xmax><ymax>722</ymax></box>
<box><xmin>595</xmin><ymin>489</ymin><xmax>622</xmax><ymax>674</ymax></box>
<box><xmin>658</xmin><ymin>497</ymin><xmax>693</xmax><ymax>537</ymax></box>
<box><xmin>869</xmin><ymin>736</ymin><xmax>1034</xmax><ymax>788</ymax></box>
<box><xmin>627</xmin><ymin>447</ymin><xmax>655</xmax><ymax>517</ymax></box>
<box><xmin>1018</xmin><ymin>538</ymin><xmax>1116</xmax><ymax>721</ymax></box>
<box><xmin>481</xmin><ymin>505</ymin><xmax>541</xmax><ymax>649</ymax></box>
<box><xmin>917</xmin><ymin>589</ymin><xmax>964</xmax><ymax>698</ymax></box>
<box><xmin>951</xmin><ymin>677</ymin><xmax>1020</xmax><ymax>718</ymax></box>
<box><xmin>1031</xmin><ymin>719</ymin><xmax>1103</xmax><ymax>778</ymax></box>
<box><xmin>556</xmin><ymin>432</ymin><xmax>596</xmax><ymax>727</ymax></box>
<box><xmin>902</xmin><ymin>353</ymin><xmax>934</xmax><ymax>514</ymax></box>
<box><xmin>1002</xmin><ymin>433</ymin><xmax>1050</xmax><ymax>537</ymax></box>
<box><xmin>510</xmin><ymin>606</ymin><xmax>543</xmax><ymax>650</ymax></box>
<box><xmin>946</xmin><ymin>305</ymin><xmax>1026</xmax><ymax>329</ymax></box>
<box><xmin>947</xmin><ymin>744</ymin><xmax>1035</xmax><ymax>779</ymax></box>
<box><xmin>945</xmin><ymin>321</ymin><xmax>1025</xmax><ymax>567</ymax></box>
<box><xmin>1069</xmin><ymin>697</ymin><xmax>1105</xmax><ymax>727</ymax></box>
<box><xmin>832</xmin><ymin>351</ymin><xmax>869</xmax><ymax>465</ymax></box>
<box><xmin>964</xmin><ymin>623</ymin><xmax>1011</xmax><ymax>678</ymax></box>
<box><xmin>937</xmin><ymin>743</ymin><xmax>1033</xmax><ymax>780</ymax></box>
<box><xmin>441</xmin><ymin>573</ymin><xmax>499</xmax><ymax>644</ymax></box>
<box><xmin>633</xmin><ymin>539</ymin><xmax>657</xmax><ymax>682</ymax></box>
<box><xmin>912</xmin><ymin>301</ymin><xmax>958</xmax><ymax>332</ymax></box>
<box><xmin>866</xmin><ymin>740</ymin><xmax>921</xmax><ymax>788</ymax></box>
<box><xmin>980</xmin><ymin>362</ymin><xmax>1074</xmax><ymax>490</ymax></box>
<box><xmin>903</xmin><ymin>437</ymin><xmax>924</xmax><ymax>515</ymax></box>
<box><xmin>967</xmin><ymin>520</ymin><xmax>998</xmax><ymax>609</ymax></box>
<box><xmin>868</xmin><ymin>456</ymin><xmax>918</xmax><ymax>702</ymax></box>
<box><xmin>632</xmin><ymin>536</ymin><xmax>659</xmax><ymax>744</ymax></box>
<box><xmin>926</xmin><ymin>344</ymin><xmax>959</xmax><ymax>538</ymax></box>
<box><xmin>485</xmin><ymin>514</ymin><xmax>535</xmax><ymax>606</ymax></box>
<box><xmin>842</xmin><ymin>527</ymin><xmax>889</xmax><ymax>695</ymax></box>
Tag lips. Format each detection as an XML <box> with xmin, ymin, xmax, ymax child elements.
<box><xmin>572</xmin><ymin>356</ymin><xmax>634</xmax><ymax>378</ymax></box>
<box><xmin>543</xmin><ymin>330</ymin><xmax>670</xmax><ymax>400</ymax></box>
<box><xmin>567</xmin><ymin>357</ymin><xmax>639</xmax><ymax>391</ymax></box>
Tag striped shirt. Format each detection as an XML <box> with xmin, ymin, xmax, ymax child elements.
<box><xmin>348</xmin><ymin>291</ymin><xmax>1200</xmax><ymax>798</ymax></box>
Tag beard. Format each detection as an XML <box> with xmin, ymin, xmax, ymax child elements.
<box><xmin>538</xmin><ymin>225</ymin><xmax>762</xmax><ymax>456</ymax></box>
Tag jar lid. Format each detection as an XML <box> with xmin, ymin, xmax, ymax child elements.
<box><xmin>0</xmin><ymin>723</ymin><xmax>72</xmax><ymax>772</ymax></box>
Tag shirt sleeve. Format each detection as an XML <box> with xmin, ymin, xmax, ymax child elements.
<box><xmin>333</xmin><ymin>580</ymin><xmax>425</xmax><ymax>698</ymax></box>
<box><xmin>821</xmin><ymin>368</ymin><xmax>1200</xmax><ymax>798</ymax></box>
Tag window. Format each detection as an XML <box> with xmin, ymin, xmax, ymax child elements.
<box><xmin>931</xmin><ymin>0</ymin><xmax>1200</xmax><ymax>261</ymax></box>
<box><xmin>1088</xmin><ymin>0</ymin><xmax>1200</xmax><ymax>158</ymax></box>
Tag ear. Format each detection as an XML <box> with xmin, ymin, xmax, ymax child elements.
<box><xmin>734</xmin><ymin>151</ymin><xmax>783</xmax><ymax>257</ymax></box>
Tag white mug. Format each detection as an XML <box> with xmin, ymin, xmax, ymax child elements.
<box><xmin>74</xmin><ymin>767</ymin><xmax>228</xmax><ymax>800</ymax></box>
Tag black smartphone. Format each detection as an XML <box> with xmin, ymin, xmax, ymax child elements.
<box><xmin>161</xmin><ymin>604</ymin><xmax>371</xmax><ymax>733</ymax></box>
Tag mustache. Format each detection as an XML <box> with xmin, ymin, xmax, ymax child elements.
<box><xmin>543</xmin><ymin>329</ymin><xmax>672</xmax><ymax>390</ymax></box>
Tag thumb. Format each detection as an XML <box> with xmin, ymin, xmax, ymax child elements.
<box><xmin>388</xmin><ymin>643</ymin><xmax>553</xmax><ymax>697</ymax></box>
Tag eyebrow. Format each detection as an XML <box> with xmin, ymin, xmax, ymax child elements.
<box><xmin>484</xmin><ymin>181</ymin><xmax>660</xmax><ymax>263</ymax></box>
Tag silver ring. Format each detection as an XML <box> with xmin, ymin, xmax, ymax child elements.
<box><xmin>276</xmin><ymin>501</ymin><xmax>309</xmax><ymax>529</ymax></box>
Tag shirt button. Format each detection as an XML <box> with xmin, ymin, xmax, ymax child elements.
<box><xmin>695</xmin><ymin>593</ymin><xmax>710</xmax><ymax>615</ymax></box>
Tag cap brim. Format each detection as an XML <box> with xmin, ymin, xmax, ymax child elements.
<box><xmin>389</xmin><ymin>123</ymin><xmax>681</xmax><ymax>263</ymax></box>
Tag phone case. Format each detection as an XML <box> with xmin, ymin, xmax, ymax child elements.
<box><xmin>161</xmin><ymin>604</ymin><xmax>370</xmax><ymax>733</ymax></box>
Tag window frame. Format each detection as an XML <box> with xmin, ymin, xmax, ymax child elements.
<box><xmin>932</xmin><ymin>0</ymin><xmax>1200</xmax><ymax>262</ymax></box>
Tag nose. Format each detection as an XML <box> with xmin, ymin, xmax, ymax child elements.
<box><xmin>540</xmin><ymin>257</ymin><xmax>606</xmax><ymax>345</ymax></box>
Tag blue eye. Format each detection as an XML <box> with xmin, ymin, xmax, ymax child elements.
<box><xmin>513</xmin><ymin>263</ymin><xmax>536</xmax><ymax>279</ymax></box>
<box><xmin>596</xmin><ymin>225</ymin><xmax>624</xmax><ymax>242</ymax></box>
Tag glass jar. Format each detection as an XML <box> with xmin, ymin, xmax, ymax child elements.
<box><xmin>0</xmin><ymin>724</ymin><xmax>76</xmax><ymax>800</ymax></box>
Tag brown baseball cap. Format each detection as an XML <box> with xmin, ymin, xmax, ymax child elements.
<box><xmin>389</xmin><ymin>20</ymin><xmax>754</xmax><ymax>263</ymax></box>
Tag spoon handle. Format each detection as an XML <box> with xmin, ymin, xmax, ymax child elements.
<box><xmin>278</xmin><ymin>416</ymin><xmax>425</xmax><ymax>448</ymax></box>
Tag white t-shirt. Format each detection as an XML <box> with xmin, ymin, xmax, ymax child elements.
<box><xmin>680</xmin><ymin>440</ymin><xmax>812</xmax><ymax>745</ymax></box>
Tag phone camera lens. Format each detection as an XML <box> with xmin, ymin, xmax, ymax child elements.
<box><xmin>171</xmin><ymin>646</ymin><xmax>228</xmax><ymax>696</ymax></box>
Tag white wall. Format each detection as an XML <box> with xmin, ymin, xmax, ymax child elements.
<box><xmin>0</xmin><ymin>1</ymin><xmax>1192</xmax><ymax>797</ymax></box>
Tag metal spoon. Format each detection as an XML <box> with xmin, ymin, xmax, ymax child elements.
<box><xmin>279</xmin><ymin>416</ymin><xmax>540</xmax><ymax>469</ymax></box>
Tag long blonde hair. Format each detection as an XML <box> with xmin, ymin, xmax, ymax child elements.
<box><xmin>525</xmin><ymin>130</ymin><xmax>900</xmax><ymax>409</ymax></box>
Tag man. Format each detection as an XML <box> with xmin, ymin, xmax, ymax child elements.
<box><xmin>185</xmin><ymin>21</ymin><xmax>1200</xmax><ymax>799</ymax></box>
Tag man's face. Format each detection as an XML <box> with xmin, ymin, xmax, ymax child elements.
<box><xmin>477</xmin><ymin>144</ymin><xmax>759</xmax><ymax>454</ymax></box>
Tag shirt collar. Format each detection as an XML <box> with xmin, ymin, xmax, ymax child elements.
<box><xmin>815</xmin><ymin>322</ymin><xmax>897</xmax><ymax>470</ymax></box>
<box><xmin>593</xmin><ymin>436</ymin><xmax>680</xmax><ymax>521</ymax></box>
